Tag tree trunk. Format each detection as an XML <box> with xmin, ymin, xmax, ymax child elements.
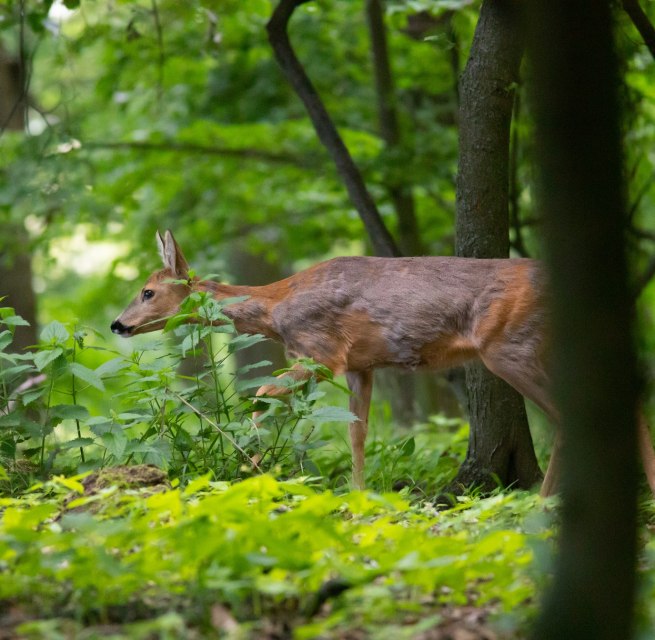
<box><xmin>226</xmin><ymin>242</ymin><xmax>288</xmax><ymax>375</ymax></box>
<box><xmin>529</xmin><ymin>2</ymin><xmax>639</xmax><ymax>638</ymax></box>
<box><xmin>365</xmin><ymin>0</ymin><xmax>422</xmax><ymax>257</ymax></box>
<box><xmin>453</xmin><ymin>0</ymin><xmax>542</xmax><ymax>491</ymax></box>
<box><xmin>0</xmin><ymin>48</ymin><xmax>37</xmax><ymax>352</ymax></box>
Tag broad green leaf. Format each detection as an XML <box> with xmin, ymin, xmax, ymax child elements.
<box><xmin>69</xmin><ymin>362</ymin><xmax>105</xmax><ymax>391</ymax></box>
<box><xmin>228</xmin><ymin>333</ymin><xmax>267</xmax><ymax>352</ymax></box>
<box><xmin>34</xmin><ymin>347</ymin><xmax>63</xmax><ymax>371</ymax></box>
<box><xmin>20</xmin><ymin>386</ymin><xmax>47</xmax><ymax>405</ymax></box>
<box><xmin>235</xmin><ymin>375</ymin><xmax>284</xmax><ymax>392</ymax></box>
<box><xmin>0</xmin><ymin>330</ymin><xmax>13</xmax><ymax>351</ymax></box>
<box><xmin>52</xmin><ymin>475</ymin><xmax>85</xmax><ymax>494</ymax></box>
<box><xmin>95</xmin><ymin>357</ymin><xmax>131</xmax><ymax>378</ymax></box>
<box><xmin>306</xmin><ymin>406</ymin><xmax>358</xmax><ymax>424</ymax></box>
<box><xmin>399</xmin><ymin>437</ymin><xmax>416</xmax><ymax>457</ymax></box>
<box><xmin>101</xmin><ymin>429</ymin><xmax>128</xmax><ymax>459</ymax></box>
<box><xmin>1</xmin><ymin>315</ymin><xmax>30</xmax><ymax>328</ymax></box>
<box><xmin>40</xmin><ymin>321</ymin><xmax>69</xmax><ymax>344</ymax></box>
<box><xmin>51</xmin><ymin>404</ymin><xmax>90</xmax><ymax>420</ymax></box>
<box><xmin>60</xmin><ymin>438</ymin><xmax>95</xmax><ymax>450</ymax></box>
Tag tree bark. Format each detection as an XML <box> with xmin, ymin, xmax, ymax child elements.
<box><xmin>226</xmin><ymin>242</ymin><xmax>288</xmax><ymax>376</ymax></box>
<box><xmin>0</xmin><ymin>48</ymin><xmax>37</xmax><ymax>352</ymax></box>
<box><xmin>529</xmin><ymin>2</ymin><xmax>639</xmax><ymax>638</ymax></box>
<box><xmin>267</xmin><ymin>0</ymin><xmax>401</xmax><ymax>258</ymax></box>
<box><xmin>453</xmin><ymin>0</ymin><xmax>542</xmax><ymax>491</ymax></box>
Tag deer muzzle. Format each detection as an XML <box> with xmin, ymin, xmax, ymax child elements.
<box><xmin>110</xmin><ymin>319</ymin><xmax>134</xmax><ymax>337</ymax></box>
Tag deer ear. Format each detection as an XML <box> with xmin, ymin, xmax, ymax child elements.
<box><xmin>156</xmin><ymin>230</ymin><xmax>166</xmax><ymax>266</ymax></box>
<box><xmin>163</xmin><ymin>230</ymin><xmax>190</xmax><ymax>277</ymax></box>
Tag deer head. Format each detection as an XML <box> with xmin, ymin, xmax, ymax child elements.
<box><xmin>110</xmin><ymin>230</ymin><xmax>192</xmax><ymax>337</ymax></box>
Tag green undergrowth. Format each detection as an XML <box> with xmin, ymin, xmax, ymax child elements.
<box><xmin>4</xmin><ymin>301</ymin><xmax>655</xmax><ymax>638</ymax></box>
<box><xmin>0</xmin><ymin>473</ymin><xmax>555</xmax><ymax>639</ymax></box>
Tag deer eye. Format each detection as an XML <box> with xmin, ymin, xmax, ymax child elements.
<box><xmin>143</xmin><ymin>289</ymin><xmax>155</xmax><ymax>300</ymax></box>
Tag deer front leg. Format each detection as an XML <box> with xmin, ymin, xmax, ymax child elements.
<box><xmin>346</xmin><ymin>370</ymin><xmax>373</xmax><ymax>490</ymax></box>
<box><xmin>540</xmin><ymin>431</ymin><xmax>562</xmax><ymax>497</ymax></box>
<box><xmin>253</xmin><ymin>363</ymin><xmax>316</xmax><ymax>420</ymax></box>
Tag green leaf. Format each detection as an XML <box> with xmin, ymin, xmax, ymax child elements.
<box><xmin>51</xmin><ymin>404</ymin><xmax>90</xmax><ymax>420</ymax></box>
<box><xmin>183</xmin><ymin>473</ymin><xmax>212</xmax><ymax>496</ymax></box>
<box><xmin>95</xmin><ymin>357</ymin><xmax>131</xmax><ymax>378</ymax></box>
<box><xmin>60</xmin><ymin>437</ymin><xmax>94</xmax><ymax>450</ymax></box>
<box><xmin>0</xmin><ymin>330</ymin><xmax>14</xmax><ymax>350</ymax></box>
<box><xmin>101</xmin><ymin>429</ymin><xmax>128</xmax><ymax>459</ymax></box>
<box><xmin>21</xmin><ymin>387</ymin><xmax>47</xmax><ymax>406</ymax></box>
<box><xmin>228</xmin><ymin>333</ymin><xmax>267</xmax><ymax>352</ymax></box>
<box><xmin>69</xmin><ymin>362</ymin><xmax>105</xmax><ymax>391</ymax></box>
<box><xmin>237</xmin><ymin>360</ymin><xmax>273</xmax><ymax>375</ymax></box>
<box><xmin>34</xmin><ymin>347</ymin><xmax>63</xmax><ymax>371</ymax></box>
<box><xmin>307</xmin><ymin>406</ymin><xmax>358</xmax><ymax>424</ymax></box>
<box><xmin>399</xmin><ymin>437</ymin><xmax>416</xmax><ymax>458</ymax></box>
<box><xmin>2</xmin><ymin>315</ymin><xmax>31</xmax><ymax>328</ymax></box>
<box><xmin>40</xmin><ymin>321</ymin><xmax>69</xmax><ymax>344</ymax></box>
<box><xmin>52</xmin><ymin>475</ymin><xmax>85</xmax><ymax>494</ymax></box>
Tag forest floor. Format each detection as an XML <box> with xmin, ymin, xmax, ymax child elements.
<box><xmin>2</xmin><ymin>461</ymin><xmax>655</xmax><ymax>639</ymax></box>
<box><xmin>0</xmin><ymin>462</ymin><xmax>555</xmax><ymax>640</ymax></box>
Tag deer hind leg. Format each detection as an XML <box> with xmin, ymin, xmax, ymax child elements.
<box><xmin>479</xmin><ymin>345</ymin><xmax>560</xmax><ymax>495</ymax></box>
<box><xmin>346</xmin><ymin>370</ymin><xmax>373</xmax><ymax>490</ymax></box>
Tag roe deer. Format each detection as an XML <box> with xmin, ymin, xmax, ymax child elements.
<box><xmin>110</xmin><ymin>230</ymin><xmax>655</xmax><ymax>496</ymax></box>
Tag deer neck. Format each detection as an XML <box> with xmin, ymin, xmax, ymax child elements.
<box><xmin>195</xmin><ymin>280</ymin><xmax>280</xmax><ymax>339</ymax></box>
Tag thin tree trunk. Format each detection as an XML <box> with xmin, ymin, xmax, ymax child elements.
<box><xmin>0</xmin><ymin>48</ymin><xmax>37</xmax><ymax>351</ymax></box>
<box><xmin>453</xmin><ymin>0</ymin><xmax>542</xmax><ymax>491</ymax></box>
<box><xmin>365</xmin><ymin>0</ymin><xmax>422</xmax><ymax>256</ymax></box>
<box><xmin>227</xmin><ymin>243</ymin><xmax>288</xmax><ymax>375</ymax></box>
<box><xmin>529</xmin><ymin>1</ymin><xmax>639</xmax><ymax>638</ymax></box>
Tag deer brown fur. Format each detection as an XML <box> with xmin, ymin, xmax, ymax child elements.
<box><xmin>111</xmin><ymin>230</ymin><xmax>655</xmax><ymax>496</ymax></box>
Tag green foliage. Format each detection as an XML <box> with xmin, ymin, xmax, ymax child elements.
<box><xmin>0</xmin><ymin>474</ymin><xmax>554</xmax><ymax>638</ymax></box>
<box><xmin>2</xmin><ymin>0</ymin><xmax>655</xmax><ymax>636</ymax></box>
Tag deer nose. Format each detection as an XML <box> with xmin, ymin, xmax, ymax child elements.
<box><xmin>111</xmin><ymin>320</ymin><xmax>130</xmax><ymax>335</ymax></box>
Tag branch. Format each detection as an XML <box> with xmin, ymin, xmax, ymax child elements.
<box><xmin>267</xmin><ymin>0</ymin><xmax>401</xmax><ymax>257</ymax></box>
<box><xmin>623</xmin><ymin>0</ymin><xmax>655</xmax><ymax>60</ymax></box>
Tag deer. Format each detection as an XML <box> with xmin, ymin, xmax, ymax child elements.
<box><xmin>111</xmin><ymin>230</ymin><xmax>655</xmax><ymax>497</ymax></box>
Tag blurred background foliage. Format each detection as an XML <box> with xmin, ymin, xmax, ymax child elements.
<box><xmin>2</xmin><ymin>0</ymin><xmax>655</xmax><ymax>422</ymax></box>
